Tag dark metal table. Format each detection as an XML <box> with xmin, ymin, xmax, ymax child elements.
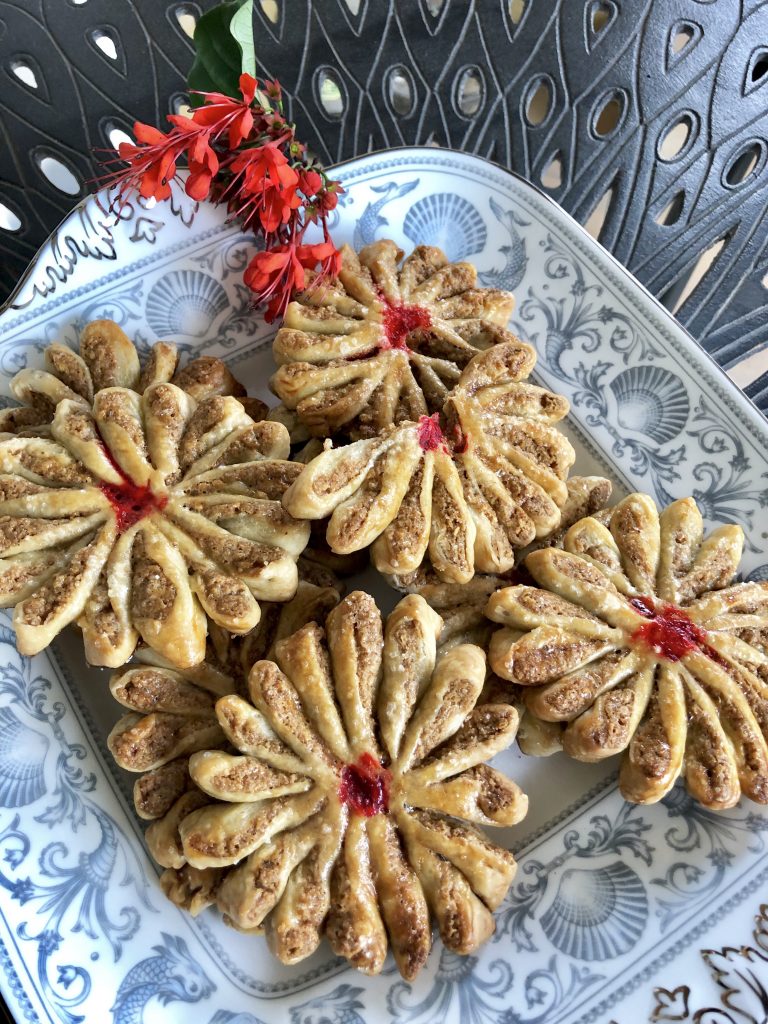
<box><xmin>2</xmin><ymin>0</ymin><xmax>768</xmax><ymax>410</ymax></box>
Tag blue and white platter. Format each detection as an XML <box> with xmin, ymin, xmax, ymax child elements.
<box><xmin>0</xmin><ymin>147</ymin><xmax>767</xmax><ymax>1024</ymax></box>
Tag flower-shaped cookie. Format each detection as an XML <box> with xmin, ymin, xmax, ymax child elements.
<box><xmin>486</xmin><ymin>493</ymin><xmax>768</xmax><ymax>809</ymax></box>
<box><xmin>108</xmin><ymin>581</ymin><xmax>342</xmax><ymax>919</ymax></box>
<box><xmin>142</xmin><ymin>591</ymin><xmax>526</xmax><ymax>978</ymax></box>
<box><xmin>282</xmin><ymin>341</ymin><xmax>576</xmax><ymax>583</ymax></box>
<box><xmin>0</xmin><ymin>379</ymin><xmax>309</xmax><ymax>667</ymax></box>
<box><xmin>0</xmin><ymin>319</ymin><xmax>267</xmax><ymax>435</ymax></box>
<box><xmin>270</xmin><ymin>240</ymin><xmax>515</xmax><ymax>439</ymax></box>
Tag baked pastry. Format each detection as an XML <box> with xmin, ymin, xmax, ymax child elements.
<box><xmin>108</xmin><ymin>581</ymin><xmax>341</xmax><ymax>776</ymax></box>
<box><xmin>0</xmin><ymin>370</ymin><xmax>310</xmax><ymax>666</ymax></box>
<box><xmin>486</xmin><ymin>493</ymin><xmax>768</xmax><ymax>809</ymax></box>
<box><xmin>144</xmin><ymin>591</ymin><xmax>526</xmax><ymax>978</ymax></box>
<box><xmin>385</xmin><ymin>475</ymin><xmax>613</xmax><ymax>594</ymax></box>
<box><xmin>282</xmin><ymin>341</ymin><xmax>577</xmax><ymax>583</ymax></box>
<box><xmin>0</xmin><ymin>319</ymin><xmax>267</xmax><ymax>435</ymax></box>
<box><xmin>270</xmin><ymin>240</ymin><xmax>515</xmax><ymax>439</ymax></box>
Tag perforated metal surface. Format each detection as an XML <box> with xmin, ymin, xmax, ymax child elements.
<box><xmin>1</xmin><ymin>0</ymin><xmax>767</xmax><ymax>402</ymax></box>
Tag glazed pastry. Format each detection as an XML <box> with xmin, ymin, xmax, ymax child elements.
<box><xmin>486</xmin><ymin>493</ymin><xmax>768</xmax><ymax>809</ymax></box>
<box><xmin>150</xmin><ymin>591</ymin><xmax>526</xmax><ymax>978</ymax></box>
<box><xmin>522</xmin><ymin>475</ymin><xmax>613</xmax><ymax>555</ymax></box>
<box><xmin>270</xmin><ymin>240</ymin><xmax>515</xmax><ymax>439</ymax></box>
<box><xmin>282</xmin><ymin>341</ymin><xmax>577</xmax><ymax>583</ymax></box>
<box><xmin>385</xmin><ymin>475</ymin><xmax>613</xmax><ymax>594</ymax></box>
<box><xmin>109</xmin><ymin>581</ymin><xmax>341</xmax><ymax>778</ymax></box>
<box><xmin>0</xmin><ymin>319</ymin><xmax>266</xmax><ymax>435</ymax></box>
<box><xmin>0</xmin><ymin>363</ymin><xmax>310</xmax><ymax>666</ymax></box>
<box><xmin>398</xmin><ymin>575</ymin><xmax>562</xmax><ymax>755</ymax></box>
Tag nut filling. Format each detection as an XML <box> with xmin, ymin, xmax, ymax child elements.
<box><xmin>145</xmin><ymin>591</ymin><xmax>527</xmax><ymax>979</ymax></box>
<box><xmin>283</xmin><ymin>339</ymin><xmax>577</xmax><ymax>583</ymax></box>
<box><xmin>486</xmin><ymin>492</ymin><xmax>768</xmax><ymax>811</ymax></box>
<box><xmin>270</xmin><ymin>239</ymin><xmax>518</xmax><ymax>440</ymax></box>
<box><xmin>0</xmin><ymin>321</ymin><xmax>310</xmax><ymax>668</ymax></box>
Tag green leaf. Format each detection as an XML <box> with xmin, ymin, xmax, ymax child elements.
<box><xmin>187</xmin><ymin>2</ymin><xmax>242</xmax><ymax>106</ymax></box>
<box><xmin>230</xmin><ymin>0</ymin><xmax>256</xmax><ymax>78</ymax></box>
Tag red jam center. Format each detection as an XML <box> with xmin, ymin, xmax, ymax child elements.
<box><xmin>629</xmin><ymin>596</ymin><xmax>708</xmax><ymax>661</ymax></box>
<box><xmin>381</xmin><ymin>300</ymin><xmax>432</xmax><ymax>351</ymax></box>
<box><xmin>417</xmin><ymin>413</ymin><xmax>470</xmax><ymax>455</ymax></box>
<box><xmin>99</xmin><ymin>449</ymin><xmax>166</xmax><ymax>533</ymax></box>
<box><xmin>338</xmin><ymin>753</ymin><xmax>391</xmax><ymax>817</ymax></box>
<box><xmin>101</xmin><ymin>479</ymin><xmax>167</xmax><ymax>532</ymax></box>
<box><xmin>417</xmin><ymin>413</ymin><xmax>448</xmax><ymax>452</ymax></box>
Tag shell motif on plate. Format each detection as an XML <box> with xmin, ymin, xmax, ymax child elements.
<box><xmin>145</xmin><ymin>270</ymin><xmax>229</xmax><ymax>339</ymax></box>
<box><xmin>403</xmin><ymin>193</ymin><xmax>487</xmax><ymax>262</ymax></box>
<box><xmin>747</xmin><ymin>564</ymin><xmax>768</xmax><ymax>583</ymax></box>
<box><xmin>0</xmin><ymin>707</ymin><xmax>49</xmax><ymax>808</ymax></box>
<box><xmin>609</xmin><ymin>365</ymin><xmax>690</xmax><ymax>445</ymax></box>
<box><xmin>539</xmin><ymin>860</ymin><xmax>648</xmax><ymax>961</ymax></box>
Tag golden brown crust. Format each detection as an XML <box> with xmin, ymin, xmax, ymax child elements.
<box><xmin>271</xmin><ymin>241</ymin><xmax>516</xmax><ymax>440</ymax></box>
<box><xmin>109</xmin><ymin>583</ymin><xmax>342</xmax><ymax>807</ymax></box>
<box><xmin>4</xmin><ymin>320</ymin><xmax>255</xmax><ymax>438</ymax></box>
<box><xmin>135</xmin><ymin>591</ymin><xmax>525</xmax><ymax>978</ymax></box>
<box><xmin>0</xmin><ymin>331</ymin><xmax>310</xmax><ymax>665</ymax></box>
<box><xmin>283</xmin><ymin>341</ymin><xmax>578</xmax><ymax>583</ymax></box>
<box><xmin>486</xmin><ymin>492</ymin><xmax>768</xmax><ymax>809</ymax></box>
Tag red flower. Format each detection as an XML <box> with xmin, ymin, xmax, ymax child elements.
<box><xmin>298</xmin><ymin>169</ymin><xmax>323</xmax><ymax>198</ymax></box>
<box><xmin>98</xmin><ymin>73</ymin><xmax>344</xmax><ymax>323</ymax></box>
<box><xmin>109</xmin><ymin>115</ymin><xmax>225</xmax><ymax>204</ymax></box>
<box><xmin>244</xmin><ymin>244</ymin><xmax>305</xmax><ymax>321</ymax></box>
<box><xmin>244</xmin><ymin>239</ymin><xmax>343</xmax><ymax>321</ymax></box>
<box><xmin>299</xmin><ymin>239</ymin><xmax>343</xmax><ymax>279</ymax></box>
<box><xmin>228</xmin><ymin>144</ymin><xmax>301</xmax><ymax>233</ymax></box>
<box><xmin>189</xmin><ymin>73</ymin><xmax>257</xmax><ymax>149</ymax></box>
<box><xmin>318</xmin><ymin>180</ymin><xmax>345</xmax><ymax>212</ymax></box>
<box><xmin>239</xmin><ymin>73</ymin><xmax>258</xmax><ymax>105</ymax></box>
<box><xmin>114</xmin><ymin>122</ymin><xmax>188</xmax><ymax>201</ymax></box>
<box><xmin>164</xmin><ymin>115</ymin><xmax>219</xmax><ymax>201</ymax></box>
<box><xmin>263</xmin><ymin>79</ymin><xmax>282</xmax><ymax>102</ymax></box>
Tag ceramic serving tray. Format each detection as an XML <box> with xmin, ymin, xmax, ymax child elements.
<box><xmin>0</xmin><ymin>147</ymin><xmax>767</xmax><ymax>1024</ymax></box>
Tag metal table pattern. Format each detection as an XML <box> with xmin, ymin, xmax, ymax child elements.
<box><xmin>2</xmin><ymin>0</ymin><xmax>768</xmax><ymax>408</ymax></box>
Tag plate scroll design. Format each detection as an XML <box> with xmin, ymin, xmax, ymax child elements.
<box><xmin>514</xmin><ymin>231</ymin><xmax>768</xmax><ymax>549</ymax></box>
<box><xmin>495</xmin><ymin>803</ymin><xmax>653</xmax><ymax>958</ymax></box>
<box><xmin>0</xmin><ymin>619</ymin><xmax>154</xmax><ymax>1024</ymax></box>
<box><xmin>6</xmin><ymin>185</ymin><xmax>199</xmax><ymax>315</ymax></box>
<box><xmin>652</xmin><ymin>789</ymin><xmax>768</xmax><ymax>933</ymax></box>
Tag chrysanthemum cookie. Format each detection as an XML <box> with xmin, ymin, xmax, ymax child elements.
<box><xmin>0</xmin><ymin>366</ymin><xmax>310</xmax><ymax>666</ymax></box>
<box><xmin>135</xmin><ymin>591</ymin><xmax>526</xmax><ymax>978</ymax></box>
<box><xmin>270</xmin><ymin>240</ymin><xmax>516</xmax><ymax>439</ymax></box>
<box><xmin>282</xmin><ymin>340</ymin><xmax>577</xmax><ymax>583</ymax></box>
<box><xmin>0</xmin><ymin>319</ymin><xmax>267</xmax><ymax>435</ymax></box>
<box><xmin>486</xmin><ymin>493</ymin><xmax>768</xmax><ymax>809</ymax></box>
